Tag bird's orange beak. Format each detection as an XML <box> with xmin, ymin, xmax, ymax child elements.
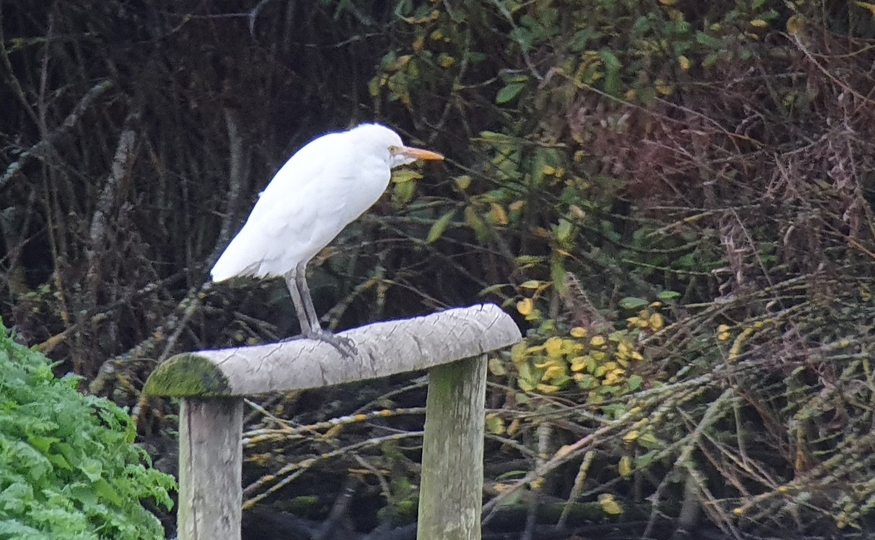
<box><xmin>397</xmin><ymin>146</ymin><xmax>445</xmax><ymax>161</ymax></box>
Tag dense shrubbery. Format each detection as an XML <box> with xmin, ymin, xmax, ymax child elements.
<box><xmin>0</xmin><ymin>321</ymin><xmax>174</xmax><ymax>539</ymax></box>
<box><xmin>3</xmin><ymin>0</ymin><xmax>875</xmax><ymax>535</ymax></box>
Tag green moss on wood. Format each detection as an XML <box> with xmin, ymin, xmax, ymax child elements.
<box><xmin>143</xmin><ymin>354</ymin><xmax>231</xmax><ymax>397</ymax></box>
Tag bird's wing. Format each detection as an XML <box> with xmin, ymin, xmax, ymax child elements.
<box><xmin>210</xmin><ymin>134</ymin><xmax>355</xmax><ymax>281</ymax></box>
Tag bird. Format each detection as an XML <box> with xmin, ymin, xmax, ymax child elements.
<box><xmin>210</xmin><ymin>123</ymin><xmax>444</xmax><ymax>356</ymax></box>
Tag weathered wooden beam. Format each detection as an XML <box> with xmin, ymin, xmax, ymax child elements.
<box><xmin>143</xmin><ymin>303</ymin><xmax>521</xmax><ymax>540</ymax></box>
<box><xmin>418</xmin><ymin>356</ymin><xmax>488</xmax><ymax>540</ymax></box>
<box><xmin>178</xmin><ymin>398</ymin><xmax>243</xmax><ymax>540</ymax></box>
<box><xmin>144</xmin><ymin>303</ymin><xmax>520</xmax><ymax>397</ymax></box>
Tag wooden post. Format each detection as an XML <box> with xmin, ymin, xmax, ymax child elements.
<box><xmin>143</xmin><ymin>304</ymin><xmax>521</xmax><ymax>540</ymax></box>
<box><xmin>418</xmin><ymin>356</ymin><xmax>487</xmax><ymax>540</ymax></box>
<box><xmin>178</xmin><ymin>399</ymin><xmax>243</xmax><ymax>540</ymax></box>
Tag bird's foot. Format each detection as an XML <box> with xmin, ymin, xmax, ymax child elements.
<box><xmin>307</xmin><ymin>329</ymin><xmax>358</xmax><ymax>358</ymax></box>
<box><xmin>282</xmin><ymin>329</ymin><xmax>357</xmax><ymax>358</ymax></box>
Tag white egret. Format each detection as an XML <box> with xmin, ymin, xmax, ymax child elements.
<box><xmin>210</xmin><ymin>123</ymin><xmax>444</xmax><ymax>355</ymax></box>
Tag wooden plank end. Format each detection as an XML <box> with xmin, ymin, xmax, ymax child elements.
<box><xmin>143</xmin><ymin>353</ymin><xmax>232</xmax><ymax>397</ymax></box>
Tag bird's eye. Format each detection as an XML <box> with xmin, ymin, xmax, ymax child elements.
<box><xmin>388</xmin><ymin>145</ymin><xmax>399</xmax><ymax>155</ymax></box>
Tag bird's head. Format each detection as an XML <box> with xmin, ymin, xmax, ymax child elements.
<box><xmin>350</xmin><ymin>123</ymin><xmax>444</xmax><ymax>168</ymax></box>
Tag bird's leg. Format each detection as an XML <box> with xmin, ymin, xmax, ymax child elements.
<box><xmin>284</xmin><ymin>269</ymin><xmax>313</xmax><ymax>336</ymax></box>
<box><xmin>295</xmin><ymin>263</ymin><xmax>321</xmax><ymax>332</ymax></box>
<box><xmin>284</xmin><ymin>266</ymin><xmax>357</xmax><ymax>358</ymax></box>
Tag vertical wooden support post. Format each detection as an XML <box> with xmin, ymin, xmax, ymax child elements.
<box><xmin>417</xmin><ymin>355</ymin><xmax>488</xmax><ymax>540</ymax></box>
<box><xmin>178</xmin><ymin>398</ymin><xmax>244</xmax><ymax>540</ymax></box>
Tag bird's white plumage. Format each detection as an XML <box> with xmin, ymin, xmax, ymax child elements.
<box><xmin>211</xmin><ymin>124</ymin><xmax>420</xmax><ymax>281</ymax></box>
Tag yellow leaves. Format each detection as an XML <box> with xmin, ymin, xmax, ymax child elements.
<box><xmin>618</xmin><ymin>455</ymin><xmax>633</xmax><ymax>477</ymax></box>
<box><xmin>678</xmin><ymin>55</ymin><xmax>691</xmax><ymax>71</ymax></box>
<box><xmin>598</xmin><ymin>493</ymin><xmax>623</xmax><ymax>515</ymax></box>
<box><xmin>786</xmin><ymin>14</ymin><xmax>806</xmax><ymax>34</ymax></box>
<box><xmin>368</xmin><ymin>76</ymin><xmax>383</xmax><ymax>98</ymax></box>
<box><xmin>541</xmin><ymin>164</ymin><xmax>564</xmax><ymax>179</ymax></box>
<box><xmin>510</xmin><ymin>342</ymin><xmax>527</xmax><ymax>364</ymax></box>
<box><xmin>485</xmin><ymin>414</ymin><xmax>505</xmax><ymax>435</ymax></box>
<box><xmin>400</xmin><ymin>9</ymin><xmax>440</xmax><ymax>25</ymax></box>
<box><xmin>554</xmin><ymin>444</ymin><xmax>574</xmax><ymax>460</ymax></box>
<box><xmin>438</xmin><ymin>54</ymin><xmax>455</xmax><ymax>69</ymax></box>
<box><xmin>488</xmin><ymin>203</ymin><xmax>508</xmax><ymax>226</ymax></box>
<box><xmin>544</xmin><ymin>337</ymin><xmax>563</xmax><ymax>358</ymax></box>
<box><xmin>412</xmin><ymin>34</ymin><xmax>426</xmax><ymax>53</ymax></box>
<box><xmin>750</xmin><ymin>19</ymin><xmax>768</xmax><ymax>28</ymax></box>
<box><xmin>654</xmin><ymin>79</ymin><xmax>673</xmax><ymax>96</ymax></box>
<box><xmin>603</xmin><ymin>367</ymin><xmax>625</xmax><ymax>385</ymax></box>
<box><xmin>488</xmin><ymin>358</ymin><xmax>507</xmax><ymax>376</ymax></box>
<box><xmin>510</xmin><ymin>291</ymin><xmax>658</xmax><ymax>397</ymax></box>
<box><xmin>507</xmin><ymin>418</ymin><xmax>520</xmax><ymax>436</ymax></box>
<box><xmin>569</xmin><ymin>356</ymin><xmax>591</xmax><ymax>372</ymax></box>
<box><xmin>658</xmin><ymin>0</ymin><xmax>677</xmax><ymax>5</ymax></box>
<box><xmin>454</xmin><ymin>175</ymin><xmax>471</xmax><ymax>191</ymax></box>
<box><xmin>624</xmin><ymin>301</ymin><xmax>667</xmax><ymax>340</ymax></box>
<box><xmin>717</xmin><ymin>324</ymin><xmax>731</xmax><ymax>341</ymax></box>
<box><xmin>569</xmin><ymin>205</ymin><xmax>586</xmax><ymax>220</ymax></box>
<box><xmin>623</xmin><ymin>430</ymin><xmax>639</xmax><ymax>443</ymax></box>
<box><xmin>511</xmin><ymin>326</ymin><xmax>646</xmax><ymax>397</ymax></box>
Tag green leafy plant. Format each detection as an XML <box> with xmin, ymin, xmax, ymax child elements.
<box><xmin>0</xmin><ymin>320</ymin><xmax>175</xmax><ymax>540</ymax></box>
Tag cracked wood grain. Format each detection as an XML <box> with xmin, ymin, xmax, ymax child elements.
<box><xmin>144</xmin><ymin>303</ymin><xmax>521</xmax><ymax>398</ymax></box>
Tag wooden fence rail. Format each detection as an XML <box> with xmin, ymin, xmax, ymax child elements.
<box><xmin>144</xmin><ymin>303</ymin><xmax>521</xmax><ymax>540</ymax></box>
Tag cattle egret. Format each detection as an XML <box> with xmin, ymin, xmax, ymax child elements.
<box><xmin>211</xmin><ymin>123</ymin><xmax>444</xmax><ymax>356</ymax></box>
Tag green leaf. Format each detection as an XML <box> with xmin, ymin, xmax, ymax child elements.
<box><xmin>554</xmin><ymin>219</ymin><xmax>573</xmax><ymax>244</ymax></box>
<box><xmin>628</xmin><ymin>374</ymin><xmax>643</xmax><ymax>391</ymax></box>
<box><xmin>638</xmin><ymin>433</ymin><xmax>664</xmax><ymax>449</ymax></box>
<box><xmin>426</xmin><ymin>209</ymin><xmax>457</xmax><ymax>243</ymax></box>
<box><xmin>598</xmin><ymin>49</ymin><xmax>622</xmax><ymax>71</ymax></box>
<box><xmin>516</xmin><ymin>255</ymin><xmax>547</xmax><ymax>266</ymax></box>
<box><xmin>695</xmin><ymin>31</ymin><xmax>722</xmax><ymax>49</ymax></box>
<box><xmin>93</xmin><ymin>478</ymin><xmax>123</xmax><ymax>507</ymax></box>
<box><xmin>550</xmin><ymin>257</ymin><xmax>568</xmax><ymax>293</ymax></box>
<box><xmin>392</xmin><ymin>179</ymin><xmax>417</xmax><ymax>208</ymax></box>
<box><xmin>634</xmin><ymin>450</ymin><xmax>658</xmax><ymax>468</ymax></box>
<box><xmin>391</xmin><ymin>169</ymin><xmax>423</xmax><ymax>183</ymax></box>
<box><xmin>619</xmin><ymin>297</ymin><xmax>649</xmax><ymax>310</ymax></box>
<box><xmin>464</xmin><ymin>206</ymin><xmax>490</xmax><ymax>244</ymax></box>
<box><xmin>496</xmin><ymin>82</ymin><xmax>526</xmax><ymax>104</ymax></box>
<box><xmin>479</xmin><ymin>283</ymin><xmax>506</xmax><ymax>296</ymax></box>
<box><xmin>657</xmin><ymin>290</ymin><xmax>681</xmax><ymax>300</ymax></box>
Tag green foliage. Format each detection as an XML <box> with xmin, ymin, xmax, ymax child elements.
<box><xmin>0</xmin><ymin>321</ymin><xmax>174</xmax><ymax>540</ymax></box>
<box><xmin>6</xmin><ymin>0</ymin><xmax>875</xmax><ymax>534</ymax></box>
<box><xmin>364</xmin><ymin>0</ymin><xmax>875</xmax><ymax>531</ymax></box>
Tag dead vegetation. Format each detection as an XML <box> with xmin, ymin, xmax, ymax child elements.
<box><xmin>3</xmin><ymin>0</ymin><xmax>875</xmax><ymax>537</ymax></box>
